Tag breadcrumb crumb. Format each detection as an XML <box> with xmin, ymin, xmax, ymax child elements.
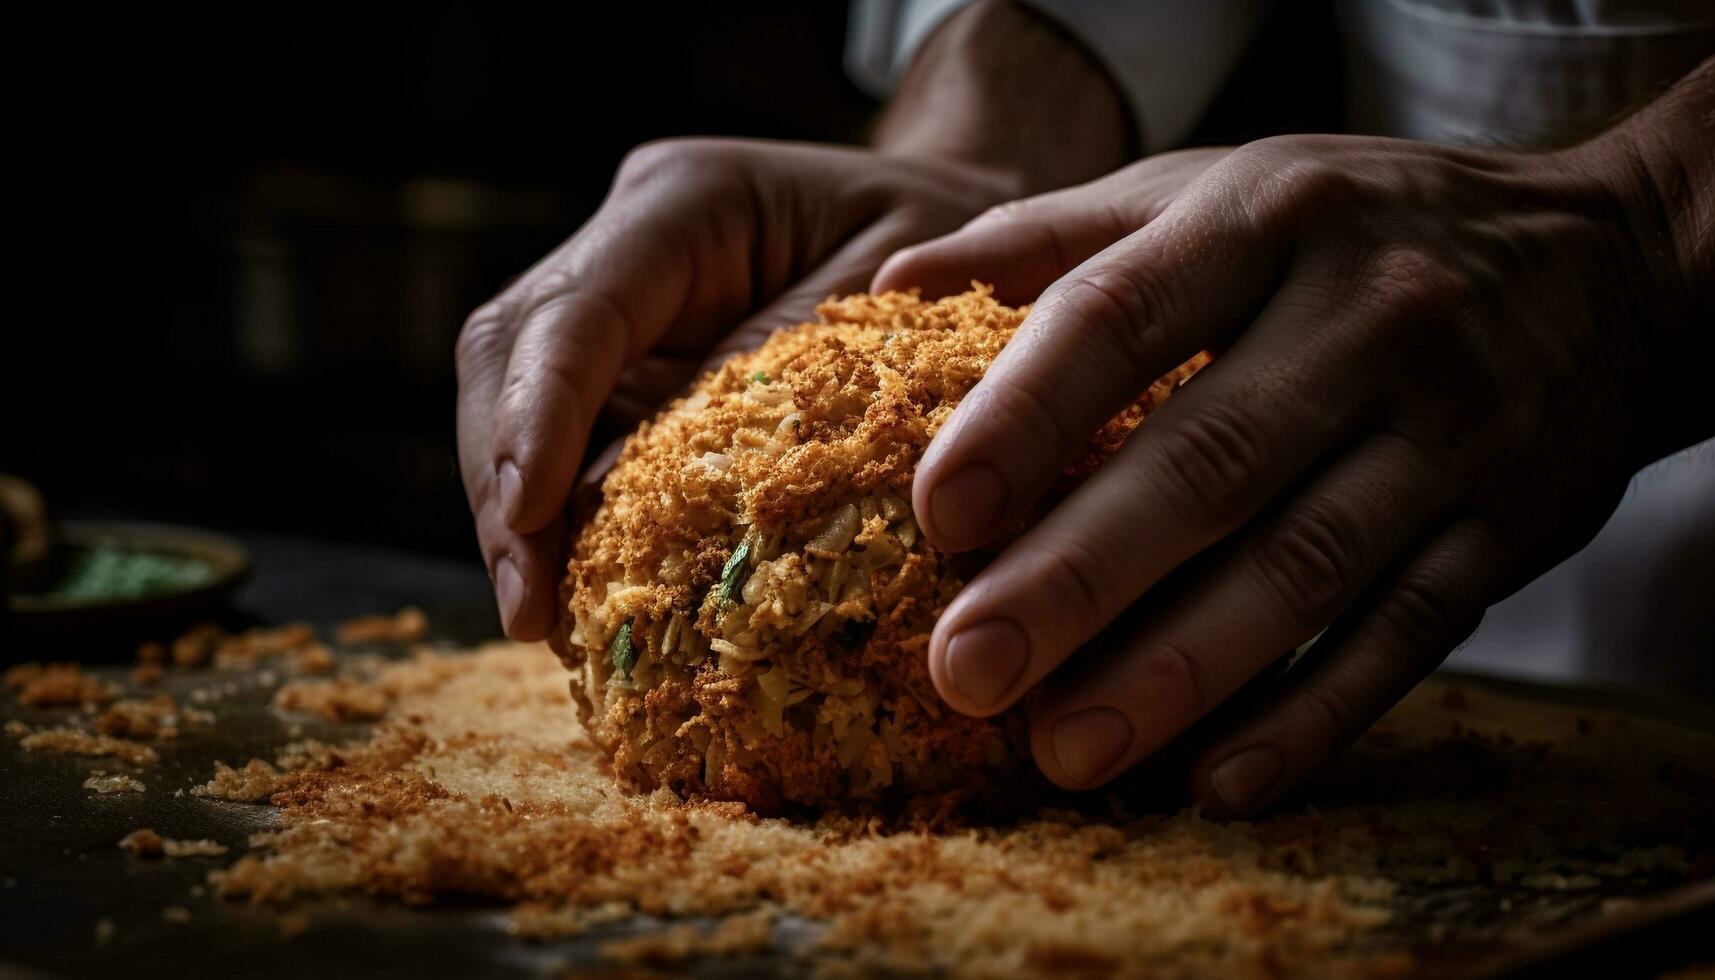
<box><xmin>336</xmin><ymin>607</ymin><xmax>429</xmax><ymax>645</ymax></box>
<box><xmin>21</xmin><ymin>728</ymin><xmax>158</xmax><ymax>765</ymax></box>
<box><xmin>84</xmin><ymin>771</ymin><xmax>146</xmax><ymax>794</ymax></box>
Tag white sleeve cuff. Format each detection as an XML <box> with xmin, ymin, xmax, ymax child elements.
<box><xmin>846</xmin><ymin>0</ymin><xmax>976</xmax><ymax>99</ymax></box>
<box><xmin>1016</xmin><ymin>0</ymin><xmax>1275</xmax><ymax>152</ymax></box>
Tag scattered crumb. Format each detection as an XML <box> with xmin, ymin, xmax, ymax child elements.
<box><xmin>119</xmin><ymin>828</ymin><xmax>165</xmax><ymax>857</ymax></box>
<box><xmin>4</xmin><ymin>719</ymin><xmax>30</xmax><ymax>738</ymax></box>
<box><xmin>94</xmin><ymin>918</ymin><xmax>116</xmax><ymax>946</ymax></box>
<box><xmin>161</xmin><ymin>905</ymin><xmax>192</xmax><ymax>924</ymax></box>
<box><xmin>136</xmin><ymin>641</ymin><xmax>165</xmax><ymax>665</ymax></box>
<box><xmin>171</xmin><ymin>623</ymin><xmax>224</xmax><ymax>668</ymax></box>
<box><xmin>277</xmin><ymin>911</ymin><xmax>310</xmax><ymax>939</ymax></box>
<box><xmin>273</xmin><ymin>677</ymin><xmax>391</xmax><ymax>722</ymax></box>
<box><xmin>335</xmin><ymin>606</ymin><xmax>428</xmax><ymax>646</ymax></box>
<box><xmin>119</xmin><ymin>828</ymin><xmax>228</xmax><ymax>858</ymax></box>
<box><xmin>84</xmin><ymin>771</ymin><xmax>146</xmax><ymax>794</ymax></box>
<box><xmin>192</xmin><ymin>759</ymin><xmax>285</xmax><ymax>803</ymax></box>
<box><xmin>21</xmin><ymin>728</ymin><xmax>158</xmax><ymax>765</ymax></box>
<box><xmin>161</xmin><ymin>621</ymin><xmax>322</xmax><ymax>671</ymax></box>
<box><xmin>3</xmin><ymin>661</ymin><xmax>120</xmax><ymax>708</ymax></box>
<box><xmin>163</xmin><ymin>839</ymin><xmax>228</xmax><ymax>858</ymax></box>
<box><xmin>94</xmin><ymin>695</ymin><xmax>184</xmax><ymax>739</ymax></box>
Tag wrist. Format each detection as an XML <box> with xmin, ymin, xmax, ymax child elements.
<box><xmin>873</xmin><ymin>0</ymin><xmax>1132</xmax><ymax>197</ymax></box>
<box><xmin>1573</xmin><ymin>57</ymin><xmax>1715</xmax><ymax>459</ymax></box>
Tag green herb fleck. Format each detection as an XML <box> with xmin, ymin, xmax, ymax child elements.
<box><xmin>719</xmin><ymin>540</ymin><xmax>752</xmax><ymax>605</ymax></box>
<box><xmin>608</xmin><ymin>620</ymin><xmax>637</xmax><ymax>678</ymax></box>
<box><xmin>831</xmin><ymin>618</ymin><xmax>875</xmax><ymax>650</ymax></box>
<box><xmin>750</xmin><ymin>371</ymin><xmax>769</xmax><ymax>384</ymax></box>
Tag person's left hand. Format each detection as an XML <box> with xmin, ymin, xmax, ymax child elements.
<box><xmin>872</xmin><ymin>131</ymin><xmax>1703</xmax><ymax>814</ymax></box>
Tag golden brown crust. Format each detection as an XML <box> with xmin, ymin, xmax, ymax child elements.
<box><xmin>559</xmin><ymin>287</ymin><xmax>1206</xmax><ymax>811</ymax></box>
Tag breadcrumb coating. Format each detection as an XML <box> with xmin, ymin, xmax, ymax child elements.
<box><xmin>558</xmin><ymin>287</ymin><xmax>1206</xmax><ymax>811</ymax></box>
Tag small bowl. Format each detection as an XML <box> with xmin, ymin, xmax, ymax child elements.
<box><xmin>5</xmin><ymin>521</ymin><xmax>251</xmax><ymax>643</ymax></box>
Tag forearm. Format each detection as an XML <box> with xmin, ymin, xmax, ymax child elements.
<box><xmin>874</xmin><ymin>0</ymin><xmax>1132</xmax><ymax>196</ymax></box>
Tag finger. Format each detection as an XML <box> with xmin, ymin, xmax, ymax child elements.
<box><xmin>925</xmin><ymin>270</ymin><xmax>1382</xmax><ymax>718</ymax></box>
<box><xmin>474</xmin><ymin>495</ymin><xmax>567</xmax><ymax>642</ymax></box>
<box><xmin>910</xmin><ymin>157</ymin><xmax>1295</xmax><ymax>555</ymax></box>
<box><xmin>488</xmin><ymin>192</ymin><xmax>724</xmax><ymax>537</ymax></box>
<box><xmin>455</xmin><ymin>296</ymin><xmax>517</xmax><ymax>524</ymax></box>
<box><xmin>1019</xmin><ymin>429</ymin><xmax>1449</xmax><ymax>789</ymax></box>
<box><xmin>873</xmin><ymin>186</ymin><xmax>1137</xmax><ymax>307</ymax></box>
<box><xmin>874</xmin><ymin>148</ymin><xmax>1232</xmax><ymax>305</ymax></box>
<box><xmin>1187</xmin><ymin>518</ymin><xmax>1501</xmax><ymax>814</ymax></box>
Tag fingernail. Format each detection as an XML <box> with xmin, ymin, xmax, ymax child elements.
<box><xmin>494</xmin><ymin>555</ymin><xmax>525</xmax><ymax>635</ymax></box>
<box><xmin>1051</xmin><ymin>707</ymin><xmax>1133</xmax><ymax>786</ymax></box>
<box><xmin>497</xmin><ymin>458</ymin><xmax>523</xmax><ymax>526</ymax></box>
<box><xmin>1209</xmin><ymin>745</ymin><xmax>1284</xmax><ymax>814</ymax></box>
<box><xmin>943</xmin><ymin>619</ymin><xmax>1030</xmax><ymax>711</ymax></box>
<box><xmin>928</xmin><ymin>462</ymin><xmax>1007</xmax><ymax>550</ymax></box>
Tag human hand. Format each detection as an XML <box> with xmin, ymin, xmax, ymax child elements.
<box><xmin>457</xmin><ymin>139</ymin><xmax>1020</xmax><ymax>640</ymax></box>
<box><xmin>875</xmin><ymin>67</ymin><xmax>1714</xmax><ymax>813</ymax></box>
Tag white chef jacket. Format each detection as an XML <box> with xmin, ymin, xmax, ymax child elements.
<box><xmin>848</xmin><ymin>0</ymin><xmax>1715</xmax><ymax>692</ymax></box>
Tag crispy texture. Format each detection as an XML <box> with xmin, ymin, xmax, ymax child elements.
<box><xmin>207</xmin><ymin>641</ymin><xmax>1715</xmax><ymax>979</ymax></box>
<box><xmin>4</xmin><ymin>661</ymin><xmax>120</xmax><ymax>708</ymax></box>
<box><xmin>559</xmin><ymin>288</ymin><xmax>1205</xmax><ymax>811</ymax></box>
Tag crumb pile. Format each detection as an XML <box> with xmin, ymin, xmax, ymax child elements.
<box><xmin>202</xmin><ymin>641</ymin><xmax>1714</xmax><ymax>979</ymax></box>
<box><xmin>559</xmin><ymin>288</ymin><xmax>1207</xmax><ymax>812</ymax></box>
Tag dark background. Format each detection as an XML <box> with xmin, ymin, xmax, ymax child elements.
<box><xmin>7</xmin><ymin>3</ymin><xmax>1341</xmax><ymax>571</ymax></box>
<box><xmin>9</xmin><ymin>5</ymin><xmax>875</xmax><ymax>560</ymax></box>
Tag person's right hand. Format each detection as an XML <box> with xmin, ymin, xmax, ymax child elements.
<box><xmin>456</xmin><ymin>138</ymin><xmax>1019</xmax><ymax>641</ymax></box>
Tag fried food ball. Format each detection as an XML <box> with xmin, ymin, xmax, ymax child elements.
<box><xmin>558</xmin><ymin>287</ymin><xmax>1206</xmax><ymax>813</ymax></box>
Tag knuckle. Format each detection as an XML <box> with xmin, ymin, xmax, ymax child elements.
<box><xmin>616</xmin><ymin>138</ymin><xmax>686</xmax><ymax>181</ymax></box>
<box><xmin>1373</xmin><ymin>571</ymin><xmax>1473</xmax><ymax>667</ymax></box>
<box><xmin>1052</xmin><ymin>267</ymin><xmax>1174</xmax><ymax>380</ymax></box>
<box><xmin>615</xmin><ymin>137</ymin><xmax>741</xmax><ymax>188</ymax></box>
<box><xmin>970</xmin><ymin>378</ymin><xmax>1079</xmax><ymax>471</ymax></box>
<box><xmin>1149</xmin><ymin>641</ymin><xmax>1211</xmax><ymax>720</ymax></box>
<box><xmin>1296</xmin><ymin>685</ymin><xmax>1360</xmax><ymax>743</ymax></box>
<box><xmin>1363</xmin><ymin>245</ymin><xmax>1469</xmax><ymax>322</ymax></box>
<box><xmin>1249</xmin><ymin>509</ymin><xmax>1358</xmax><ymax>629</ymax></box>
<box><xmin>1244</xmin><ymin>143</ymin><xmax>1357</xmax><ymax>212</ymax></box>
<box><xmin>972</xmin><ymin>199</ymin><xmax>1032</xmax><ymax>228</ymax></box>
<box><xmin>1145</xmin><ymin>406</ymin><xmax>1270</xmax><ymax>530</ymax></box>
<box><xmin>454</xmin><ymin>301</ymin><xmax>514</xmax><ymax>381</ymax></box>
<box><xmin>1036</xmin><ymin>536</ymin><xmax>1120</xmax><ymax>626</ymax></box>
